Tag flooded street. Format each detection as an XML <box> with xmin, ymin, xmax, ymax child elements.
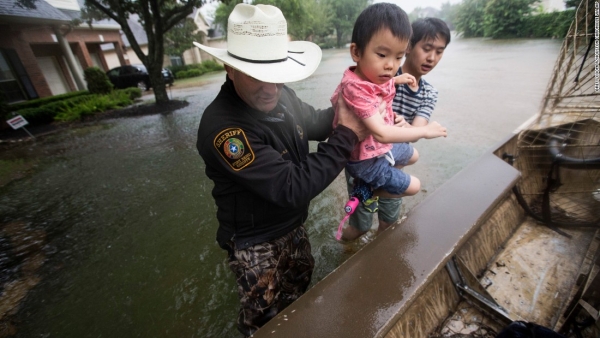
<box><xmin>0</xmin><ymin>37</ymin><xmax>561</xmax><ymax>337</ymax></box>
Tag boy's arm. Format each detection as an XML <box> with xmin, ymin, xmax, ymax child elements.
<box><xmin>363</xmin><ymin>112</ymin><xmax>447</xmax><ymax>143</ymax></box>
<box><xmin>412</xmin><ymin>85</ymin><xmax>438</xmax><ymax>125</ymax></box>
<box><xmin>411</xmin><ymin>116</ymin><xmax>429</xmax><ymax>127</ymax></box>
<box><xmin>394</xmin><ymin>74</ymin><xmax>418</xmax><ymax>91</ymax></box>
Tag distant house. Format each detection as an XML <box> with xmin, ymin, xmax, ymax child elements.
<box><xmin>174</xmin><ymin>7</ymin><xmax>226</xmax><ymax>67</ymax></box>
<box><xmin>0</xmin><ymin>0</ymin><xmax>225</xmax><ymax>104</ymax></box>
<box><xmin>0</xmin><ymin>0</ymin><xmax>128</xmax><ymax>103</ymax></box>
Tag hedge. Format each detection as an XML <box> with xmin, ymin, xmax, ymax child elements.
<box><xmin>7</xmin><ymin>90</ymin><xmax>89</xmax><ymax>113</ymax></box>
<box><xmin>12</xmin><ymin>88</ymin><xmax>141</xmax><ymax>125</ymax></box>
<box><xmin>521</xmin><ymin>9</ymin><xmax>575</xmax><ymax>38</ymax></box>
<box><xmin>167</xmin><ymin>60</ymin><xmax>224</xmax><ymax>79</ymax></box>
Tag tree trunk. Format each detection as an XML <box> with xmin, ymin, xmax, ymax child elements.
<box><xmin>336</xmin><ymin>29</ymin><xmax>343</xmax><ymax>48</ymax></box>
<box><xmin>148</xmin><ymin>65</ymin><xmax>169</xmax><ymax>104</ymax></box>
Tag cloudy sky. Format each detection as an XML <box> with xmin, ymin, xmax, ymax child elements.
<box><xmin>200</xmin><ymin>0</ymin><xmax>461</xmax><ymax>21</ymax></box>
<box><xmin>373</xmin><ymin>0</ymin><xmax>462</xmax><ymax>14</ymax></box>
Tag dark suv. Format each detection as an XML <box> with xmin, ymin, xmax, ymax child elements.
<box><xmin>106</xmin><ymin>64</ymin><xmax>174</xmax><ymax>91</ymax></box>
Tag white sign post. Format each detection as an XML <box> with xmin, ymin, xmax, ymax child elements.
<box><xmin>6</xmin><ymin>115</ymin><xmax>35</xmax><ymax>138</ymax></box>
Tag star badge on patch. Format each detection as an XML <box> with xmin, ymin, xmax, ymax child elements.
<box><xmin>214</xmin><ymin>128</ymin><xmax>255</xmax><ymax>171</ymax></box>
<box><xmin>296</xmin><ymin>125</ymin><xmax>304</xmax><ymax>140</ymax></box>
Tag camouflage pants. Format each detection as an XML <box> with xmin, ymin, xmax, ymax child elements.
<box><xmin>226</xmin><ymin>226</ymin><xmax>314</xmax><ymax>337</ymax></box>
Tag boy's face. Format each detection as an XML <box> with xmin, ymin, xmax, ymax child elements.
<box><xmin>404</xmin><ymin>34</ymin><xmax>447</xmax><ymax>78</ymax></box>
<box><xmin>351</xmin><ymin>28</ymin><xmax>409</xmax><ymax>85</ymax></box>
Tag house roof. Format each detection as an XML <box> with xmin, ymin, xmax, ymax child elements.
<box><xmin>0</xmin><ymin>0</ymin><xmax>72</xmax><ymax>24</ymax></box>
<box><xmin>0</xmin><ymin>0</ymin><xmax>122</xmax><ymax>28</ymax></box>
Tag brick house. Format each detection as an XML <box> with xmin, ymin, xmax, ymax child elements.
<box><xmin>0</xmin><ymin>0</ymin><xmax>223</xmax><ymax>104</ymax></box>
<box><xmin>0</xmin><ymin>0</ymin><xmax>128</xmax><ymax>103</ymax></box>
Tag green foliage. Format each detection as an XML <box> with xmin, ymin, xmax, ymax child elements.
<box><xmin>16</xmin><ymin>95</ymin><xmax>96</xmax><ymax>125</ymax></box>
<box><xmin>296</xmin><ymin>0</ymin><xmax>334</xmax><ymax>41</ymax></box>
<box><xmin>176</xmin><ymin>69</ymin><xmax>202</xmax><ymax>79</ymax></box>
<box><xmin>54</xmin><ymin>91</ymin><xmax>133</xmax><ymax>122</ymax></box>
<box><xmin>454</xmin><ymin>0</ymin><xmax>570</xmax><ymax>39</ymax></box>
<box><xmin>5</xmin><ymin>91</ymin><xmax>89</xmax><ymax>114</ymax></box>
<box><xmin>121</xmin><ymin>87</ymin><xmax>142</xmax><ymax>100</ymax></box>
<box><xmin>13</xmin><ymin>89</ymin><xmax>136</xmax><ymax>124</ymax></box>
<box><xmin>439</xmin><ymin>1</ymin><xmax>459</xmax><ymax>29</ymax></box>
<box><xmin>214</xmin><ymin>1</ymin><xmax>241</xmax><ymax>36</ymax></box>
<box><xmin>482</xmin><ymin>0</ymin><xmax>536</xmax><ymax>38</ymax></box>
<box><xmin>324</xmin><ymin>0</ymin><xmax>370</xmax><ymax>48</ymax></box>
<box><xmin>201</xmin><ymin>60</ymin><xmax>224</xmax><ymax>72</ymax></box>
<box><xmin>84</xmin><ymin>66</ymin><xmax>113</xmax><ymax>94</ymax></box>
<box><xmin>77</xmin><ymin>0</ymin><xmax>208</xmax><ymax>104</ymax></box>
<box><xmin>214</xmin><ymin>0</ymin><xmax>333</xmax><ymax>41</ymax></box>
<box><xmin>164</xmin><ymin>18</ymin><xmax>201</xmax><ymax>63</ymax></box>
<box><xmin>168</xmin><ymin>60</ymin><xmax>224</xmax><ymax>79</ymax></box>
<box><xmin>454</xmin><ymin>0</ymin><xmax>489</xmax><ymax>37</ymax></box>
<box><xmin>521</xmin><ymin>9</ymin><xmax>574</xmax><ymax>38</ymax></box>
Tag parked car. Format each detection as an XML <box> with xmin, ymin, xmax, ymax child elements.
<box><xmin>106</xmin><ymin>64</ymin><xmax>174</xmax><ymax>91</ymax></box>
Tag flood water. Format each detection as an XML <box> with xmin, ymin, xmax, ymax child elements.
<box><xmin>0</xmin><ymin>37</ymin><xmax>561</xmax><ymax>337</ymax></box>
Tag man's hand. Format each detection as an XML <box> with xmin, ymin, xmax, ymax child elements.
<box><xmin>336</xmin><ymin>93</ymin><xmax>369</xmax><ymax>141</ymax></box>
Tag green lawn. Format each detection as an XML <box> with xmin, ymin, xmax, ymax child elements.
<box><xmin>171</xmin><ymin>70</ymin><xmax>226</xmax><ymax>89</ymax></box>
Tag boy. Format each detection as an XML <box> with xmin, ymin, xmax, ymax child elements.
<box><xmin>342</xmin><ymin>17</ymin><xmax>451</xmax><ymax>241</ymax></box>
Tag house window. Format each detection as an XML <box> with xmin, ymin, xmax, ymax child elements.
<box><xmin>169</xmin><ymin>56</ymin><xmax>183</xmax><ymax>67</ymax></box>
<box><xmin>0</xmin><ymin>50</ymin><xmax>28</xmax><ymax>104</ymax></box>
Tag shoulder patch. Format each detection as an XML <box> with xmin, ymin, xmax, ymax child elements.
<box><xmin>214</xmin><ymin>128</ymin><xmax>255</xmax><ymax>171</ymax></box>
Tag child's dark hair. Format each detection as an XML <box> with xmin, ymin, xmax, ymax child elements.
<box><xmin>410</xmin><ymin>18</ymin><xmax>451</xmax><ymax>48</ymax></box>
<box><xmin>351</xmin><ymin>3</ymin><xmax>412</xmax><ymax>54</ymax></box>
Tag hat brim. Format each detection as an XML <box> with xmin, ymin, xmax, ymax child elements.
<box><xmin>193</xmin><ymin>41</ymin><xmax>322</xmax><ymax>83</ymax></box>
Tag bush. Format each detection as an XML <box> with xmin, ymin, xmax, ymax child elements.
<box><xmin>176</xmin><ymin>69</ymin><xmax>203</xmax><ymax>79</ymax></box>
<box><xmin>14</xmin><ymin>89</ymin><xmax>137</xmax><ymax>125</ymax></box>
<box><xmin>6</xmin><ymin>90</ymin><xmax>89</xmax><ymax>114</ymax></box>
<box><xmin>120</xmin><ymin>87</ymin><xmax>142</xmax><ymax>100</ymax></box>
<box><xmin>201</xmin><ymin>60</ymin><xmax>224</xmax><ymax>72</ymax></box>
<box><xmin>84</xmin><ymin>67</ymin><xmax>113</xmax><ymax>94</ymax></box>
<box><xmin>16</xmin><ymin>94</ymin><xmax>97</xmax><ymax>125</ymax></box>
<box><xmin>168</xmin><ymin>60</ymin><xmax>224</xmax><ymax>79</ymax></box>
<box><xmin>54</xmin><ymin>91</ymin><xmax>134</xmax><ymax>122</ymax></box>
<box><xmin>167</xmin><ymin>64</ymin><xmax>187</xmax><ymax>76</ymax></box>
<box><xmin>521</xmin><ymin>9</ymin><xmax>575</xmax><ymax>38</ymax></box>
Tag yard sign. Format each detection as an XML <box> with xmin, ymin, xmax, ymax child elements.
<box><xmin>6</xmin><ymin>115</ymin><xmax>35</xmax><ymax>138</ymax></box>
<box><xmin>6</xmin><ymin>115</ymin><xmax>29</xmax><ymax>130</ymax></box>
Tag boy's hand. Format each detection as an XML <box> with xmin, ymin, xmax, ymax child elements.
<box><xmin>394</xmin><ymin>114</ymin><xmax>410</xmax><ymax>128</ymax></box>
<box><xmin>424</xmin><ymin>121</ymin><xmax>447</xmax><ymax>139</ymax></box>
<box><xmin>394</xmin><ymin>73</ymin><xmax>418</xmax><ymax>91</ymax></box>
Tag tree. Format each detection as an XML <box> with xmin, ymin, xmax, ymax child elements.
<box><xmin>213</xmin><ymin>0</ymin><xmax>333</xmax><ymax>42</ymax></box>
<box><xmin>325</xmin><ymin>0</ymin><xmax>370</xmax><ymax>48</ymax></box>
<box><xmin>483</xmin><ymin>0</ymin><xmax>537</xmax><ymax>38</ymax></box>
<box><xmin>164</xmin><ymin>18</ymin><xmax>201</xmax><ymax>65</ymax></box>
<box><xmin>16</xmin><ymin>0</ymin><xmax>205</xmax><ymax>105</ymax></box>
<box><xmin>439</xmin><ymin>1</ymin><xmax>460</xmax><ymax>30</ymax></box>
<box><xmin>454</xmin><ymin>0</ymin><xmax>489</xmax><ymax>37</ymax></box>
<box><xmin>213</xmin><ymin>0</ymin><xmax>242</xmax><ymax>36</ymax></box>
<box><xmin>298</xmin><ymin>0</ymin><xmax>334</xmax><ymax>42</ymax></box>
<box><xmin>408</xmin><ymin>6</ymin><xmax>440</xmax><ymax>22</ymax></box>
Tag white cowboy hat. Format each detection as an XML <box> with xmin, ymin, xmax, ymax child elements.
<box><xmin>193</xmin><ymin>4</ymin><xmax>322</xmax><ymax>83</ymax></box>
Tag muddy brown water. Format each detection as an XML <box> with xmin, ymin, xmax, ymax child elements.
<box><xmin>0</xmin><ymin>37</ymin><xmax>561</xmax><ymax>337</ymax></box>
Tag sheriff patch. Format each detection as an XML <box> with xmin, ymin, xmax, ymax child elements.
<box><xmin>214</xmin><ymin>128</ymin><xmax>255</xmax><ymax>171</ymax></box>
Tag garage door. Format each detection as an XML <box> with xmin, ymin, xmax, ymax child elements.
<box><xmin>36</xmin><ymin>56</ymin><xmax>69</xmax><ymax>95</ymax></box>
